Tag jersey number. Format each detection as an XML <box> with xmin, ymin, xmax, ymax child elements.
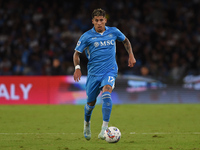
<box><xmin>108</xmin><ymin>76</ymin><xmax>114</xmax><ymax>83</ymax></box>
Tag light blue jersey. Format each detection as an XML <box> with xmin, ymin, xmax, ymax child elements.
<box><xmin>75</xmin><ymin>26</ymin><xmax>126</xmax><ymax>76</ymax></box>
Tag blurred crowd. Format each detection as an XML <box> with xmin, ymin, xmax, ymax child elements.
<box><xmin>0</xmin><ymin>0</ymin><xmax>200</xmax><ymax>83</ymax></box>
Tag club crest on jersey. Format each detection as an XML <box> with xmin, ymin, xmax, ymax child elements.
<box><xmin>94</xmin><ymin>42</ymin><xmax>99</xmax><ymax>47</ymax></box>
<box><xmin>108</xmin><ymin>34</ymin><xmax>113</xmax><ymax>37</ymax></box>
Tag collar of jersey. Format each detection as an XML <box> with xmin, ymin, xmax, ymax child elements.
<box><xmin>92</xmin><ymin>26</ymin><xmax>109</xmax><ymax>34</ymax></box>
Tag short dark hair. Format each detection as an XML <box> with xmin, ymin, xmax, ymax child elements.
<box><xmin>92</xmin><ymin>8</ymin><xmax>106</xmax><ymax>19</ymax></box>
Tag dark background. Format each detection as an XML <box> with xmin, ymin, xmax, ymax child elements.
<box><xmin>0</xmin><ymin>0</ymin><xmax>200</xmax><ymax>84</ymax></box>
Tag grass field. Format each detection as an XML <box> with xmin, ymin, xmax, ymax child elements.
<box><xmin>0</xmin><ymin>104</ymin><xmax>200</xmax><ymax>150</ymax></box>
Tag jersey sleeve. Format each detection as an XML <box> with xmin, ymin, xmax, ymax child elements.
<box><xmin>75</xmin><ymin>33</ymin><xmax>88</xmax><ymax>53</ymax></box>
<box><xmin>115</xmin><ymin>28</ymin><xmax>126</xmax><ymax>42</ymax></box>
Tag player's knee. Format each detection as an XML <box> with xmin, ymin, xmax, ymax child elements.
<box><xmin>85</xmin><ymin>103</ymin><xmax>95</xmax><ymax>113</ymax></box>
<box><xmin>103</xmin><ymin>85</ymin><xmax>112</xmax><ymax>93</ymax></box>
<box><xmin>87</xmin><ymin>100</ymin><xmax>96</xmax><ymax>106</ymax></box>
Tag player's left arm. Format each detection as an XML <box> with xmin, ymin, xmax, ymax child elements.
<box><xmin>122</xmin><ymin>37</ymin><xmax>136</xmax><ymax>67</ymax></box>
<box><xmin>73</xmin><ymin>50</ymin><xmax>82</xmax><ymax>82</ymax></box>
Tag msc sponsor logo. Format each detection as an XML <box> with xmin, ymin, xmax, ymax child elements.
<box><xmin>94</xmin><ymin>40</ymin><xmax>115</xmax><ymax>47</ymax></box>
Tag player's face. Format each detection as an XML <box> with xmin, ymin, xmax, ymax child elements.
<box><xmin>92</xmin><ymin>16</ymin><xmax>107</xmax><ymax>33</ymax></box>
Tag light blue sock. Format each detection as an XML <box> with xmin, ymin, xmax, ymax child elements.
<box><xmin>84</xmin><ymin>104</ymin><xmax>95</xmax><ymax>122</ymax></box>
<box><xmin>102</xmin><ymin>92</ymin><xmax>112</xmax><ymax>122</ymax></box>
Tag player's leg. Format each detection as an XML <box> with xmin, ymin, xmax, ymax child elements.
<box><xmin>98</xmin><ymin>84</ymin><xmax>113</xmax><ymax>139</ymax></box>
<box><xmin>84</xmin><ymin>100</ymin><xmax>96</xmax><ymax>140</ymax></box>
<box><xmin>84</xmin><ymin>75</ymin><xmax>101</xmax><ymax>140</ymax></box>
<box><xmin>98</xmin><ymin>71</ymin><xmax>117</xmax><ymax>140</ymax></box>
<box><xmin>102</xmin><ymin>85</ymin><xmax>113</xmax><ymax>123</ymax></box>
<box><xmin>84</xmin><ymin>100</ymin><xmax>96</xmax><ymax>123</ymax></box>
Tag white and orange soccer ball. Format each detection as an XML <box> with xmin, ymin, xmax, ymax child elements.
<box><xmin>104</xmin><ymin>126</ymin><xmax>121</xmax><ymax>143</ymax></box>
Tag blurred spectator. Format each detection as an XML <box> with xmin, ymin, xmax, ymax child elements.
<box><xmin>13</xmin><ymin>59</ymin><xmax>24</xmax><ymax>75</ymax></box>
<box><xmin>51</xmin><ymin>58</ymin><xmax>63</xmax><ymax>75</ymax></box>
<box><xmin>0</xmin><ymin>57</ymin><xmax>12</xmax><ymax>75</ymax></box>
<box><xmin>0</xmin><ymin>0</ymin><xmax>199</xmax><ymax>84</ymax></box>
<box><xmin>140</xmin><ymin>66</ymin><xmax>150</xmax><ymax>77</ymax></box>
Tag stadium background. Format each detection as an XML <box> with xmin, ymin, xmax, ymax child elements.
<box><xmin>0</xmin><ymin>0</ymin><xmax>200</xmax><ymax>104</ymax></box>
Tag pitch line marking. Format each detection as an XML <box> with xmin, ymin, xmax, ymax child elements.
<box><xmin>0</xmin><ymin>132</ymin><xmax>200</xmax><ymax>135</ymax></box>
<box><xmin>0</xmin><ymin>133</ymin><xmax>79</xmax><ymax>135</ymax></box>
<box><xmin>130</xmin><ymin>132</ymin><xmax>200</xmax><ymax>135</ymax></box>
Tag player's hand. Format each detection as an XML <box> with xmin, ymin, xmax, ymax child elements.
<box><xmin>73</xmin><ymin>69</ymin><xmax>82</xmax><ymax>82</ymax></box>
<box><xmin>128</xmin><ymin>53</ymin><xmax>136</xmax><ymax>67</ymax></box>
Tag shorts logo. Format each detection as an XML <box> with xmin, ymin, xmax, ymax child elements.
<box><xmin>94</xmin><ymin>42</ymin><xmax>99</xmax><ymax>47</ymax></box>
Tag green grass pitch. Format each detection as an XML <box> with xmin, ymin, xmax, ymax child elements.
<box><xmin>0</xmin><ymin>104</ymin><xmax>200</xmax><ymax>150</ymax></box>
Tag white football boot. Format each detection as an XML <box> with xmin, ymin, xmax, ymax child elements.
<box><xmin>98</xmin><ymin>126</ymin><xmax>107</xmax><ymax>140</ymax></box>
<box><xmin>83</xmin><ymin>122</ymin><xmax>91</xmax><ymax>140</ymax></box>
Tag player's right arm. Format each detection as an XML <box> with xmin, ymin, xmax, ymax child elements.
<box><xmin>73</xmin><ymin>32</ymin><xmax>88</xmax><ymax>82</ymax></box>
<box><xmin>73</xmin><ymin>50</ymin><xmax>82</xmax><ymax>82</ymax></box>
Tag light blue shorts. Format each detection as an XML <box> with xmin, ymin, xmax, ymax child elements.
<box><xmin>86</xmin><ymin>69</ymin><xmax>117</xmax><ymax>103</ymax></box>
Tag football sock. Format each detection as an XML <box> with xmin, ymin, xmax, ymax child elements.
<box><xmin>84</xmin><ymin>104</ymin><xmax>95</xmax><ymax>122</ymax></box>
<box><xmin>102</xmin><ymin>91</ymin><xmax>112</xmax><ymax>122</ymax></box>
<box><xmin>84</xmin><ymin>120</ymin><xmax>90</xmax><ymax>126</ymax></box>
<box><xmin>102</xmin><ymin>121</ymin><xmax>109</xmax><ymax>127</ymax></box>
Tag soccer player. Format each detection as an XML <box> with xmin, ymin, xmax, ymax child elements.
<box><xmin>73</xmin><ymin>8</ymin><xmax>136</xmax><ymax>140</ymax></box>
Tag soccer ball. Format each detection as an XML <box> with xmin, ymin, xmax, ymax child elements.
<box><xmin>104</xmin><ymin>126</ymin><xmax>121</xmax><ymax>143</ymax></box>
